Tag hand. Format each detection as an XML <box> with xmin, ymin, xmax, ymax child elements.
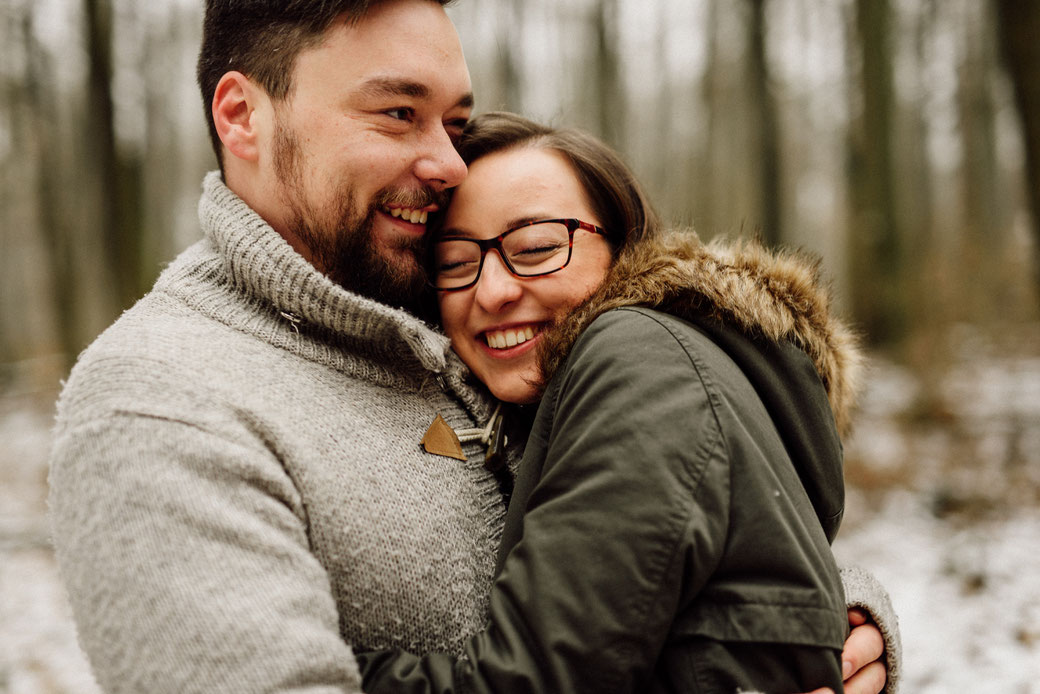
<box><xmin>801</xmin><ymin>608</ymin><xmax>887</xmax><ymax>694</ymax></box>
<box><xmin>840</xmin><ymin>608</ymin><xmax>887</xmax><ymax>694</ymax></box>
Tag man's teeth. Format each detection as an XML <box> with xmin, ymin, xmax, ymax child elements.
<box><xmin>485</xmin><ymin>326</ymin><xmax>538</xmax><ymax>350</ymax></box>
<box><xmin>388</xmin><ymin>207</ymin><xmax>428</xmax><ymax>224</ymax></box>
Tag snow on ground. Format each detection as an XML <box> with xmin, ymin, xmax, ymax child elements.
<box><xmin>1</xmin><ymin>400</ymin><xmax>101</xmax><ymax>694</ymax></box>
<box><xmin>1</xmin><ymin>332</ymin><xmax>1038</xmax><ymax>693</ymax></box>
<box><xmin>834</xmin><ymin>494</ymin><xmax>1040</xmax><ymax>693</ymax></box>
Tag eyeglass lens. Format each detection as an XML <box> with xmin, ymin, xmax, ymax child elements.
<box><xmin>433</xmin><ymin>222</ymin><xmax>572</xmax><ymax>289</ymax></box>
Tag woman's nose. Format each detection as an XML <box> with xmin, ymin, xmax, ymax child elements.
<box><xmin>473</xmin><ymin>251</ymin><xmax>523</xmax><ymax>313</ymax></box>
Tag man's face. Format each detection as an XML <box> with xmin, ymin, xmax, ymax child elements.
<box><xmin>264</xmin><ymin>0</ymin><xmax>473</xmax><ymax>310</ymax></box>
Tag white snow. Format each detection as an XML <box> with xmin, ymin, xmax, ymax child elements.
<box><xmin>834</xmin><ymin>494</ymin><xmax>1040</xmax><ymax>693</ymax></box>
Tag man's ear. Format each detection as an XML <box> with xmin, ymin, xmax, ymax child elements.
<box><xmin>212</xmin><ymin>71</ymin><xmax>267</xmax><ymax>163</ymax></box>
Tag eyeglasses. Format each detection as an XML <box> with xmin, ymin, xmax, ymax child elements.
<box><xmin>432</xmin><ymin>218</ymin><xmax>609</xmax><ymax>291</ymax></box>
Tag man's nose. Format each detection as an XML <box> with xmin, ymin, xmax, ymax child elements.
<box><xmin>474</xmin><ymin>251</ymin><xmax>523</xmax><ymax>312</ymax></box>
<box><xmin>415</xmin><ymin>126</ymin><xmax>467</xmax><ymax>192</ymax></box>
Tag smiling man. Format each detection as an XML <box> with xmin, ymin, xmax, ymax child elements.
<box><xmin>50</xmin><ymin>2</ymin><xmax>510</xmax><ymax>692</ymax></box>
<box><xmin>48</xmin><ymin>1</ymin><xmax>895</xmax><ymax>693</ymax></box>
<box><xmin>211</xmin><ymin>0</ymin><xmax>472</xmax><ymax>310</ymax></box>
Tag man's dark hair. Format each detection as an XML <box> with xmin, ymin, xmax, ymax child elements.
<box><xmin>196</xmin><ymin>0</ymin><xmax>456</xmax><ymax>172</ymax></box>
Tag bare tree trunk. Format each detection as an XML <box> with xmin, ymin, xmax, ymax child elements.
<box><xmin>84</xmin><ymin>0</ymin><xmax>143</xmax><ymax>312</ymax></box>
<box><xmin>900</xmin><ymin>1</ymin><xmax>941</xmax><ymax>331</ymax></box>
<box><xmin>995</xmin><ymin>0</ymin><xmax>1040</xmax><ymax>295</ymax></box>
<box><xmin>958</xmin><ymin>2</ymin><xmax>1002</xmax><ymax>249</ymax></box>
<box><xmin>592</xmin><ymin>0</ymin><xmax>624</xmax><ymax>150</ymax></box>
<box><xmin>699</xmin><ymin>0</ymin><xmax>724</xmax><ymax>236</ymax></box>
<box><xmin>24</xmin><ymin>8</ymin><xmax>81</xmax><ymax>364</ymax></box>
<box><xmin>846</xmin><ymin>0</ymin><xmax>905</xmax><ymax>346</ymax></box>
<box><xmin>747</xmin><ymin>0</ymin><xmax>783</xmax><ymax>247</ymax></box>
<box><xmin>492</xmin><ymin>0</ymin><xmax>524</xmax><ymax>113</ymax></box>
<box><xmin>0</xmin><ymin>4</ymin><xmax>25</xmax><ymax>365</ymax></box>
<box><xmin>903</xmin><ymin>0</ymin><xmax>937</xmax><ymax>261</ymax></box>
<box><xmin>651</xmin><ymin>1</ymin><xmax>679</xmax><ymax>221</ymax></box>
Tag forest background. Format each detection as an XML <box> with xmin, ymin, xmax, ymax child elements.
<box><xmin>1</xmin><ymin>0</ymin><xmax>1039</xmax><ymax>691</ymax></box>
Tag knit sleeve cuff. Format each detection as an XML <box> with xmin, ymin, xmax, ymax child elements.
<box><xmin>840</xmin><ymin>565</ymin><xmax>902</xmax><ymax>694</ymax></box>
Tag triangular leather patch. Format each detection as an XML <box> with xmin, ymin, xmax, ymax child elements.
<box><xmin>421</xmin><ymin>414</ymin><xmax>467</xmax><ymax>461</ymax></box>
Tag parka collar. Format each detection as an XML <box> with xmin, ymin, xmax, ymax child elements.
<box><xmin>540</xmin><ymin>231</ymin><xmax>863</xmax><ymax>436</ymax></box>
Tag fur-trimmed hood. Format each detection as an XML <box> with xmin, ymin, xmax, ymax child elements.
<box><xmin>539</xmin><ymin>230</ymin><xmax>863</xmax><ymax>437</ymax></box>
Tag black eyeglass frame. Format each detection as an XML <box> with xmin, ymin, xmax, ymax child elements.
<box><xmin>431</xmin><ymin>218</ymin><xmax>610</xmax><ymax>292</ymax></box>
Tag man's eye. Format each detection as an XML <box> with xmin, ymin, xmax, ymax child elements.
<box><xmin>445</xmin><ymin>118</ymin><xmax>469</xmax><ymax>144</ymax></box>
<box><xmin>384</xmin><ymin>108</ymin><xmax>413</xmax><ymax>121</ymax></box>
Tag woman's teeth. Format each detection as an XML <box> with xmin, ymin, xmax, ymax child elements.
<box><xmin>387</xmin><ymin>207</ymin><xmax>428</xmax><ymax>225</ymax></box>
<box><xmin>485</xmin><ymin>326</ymin><xmax>538</xmax><ymax>350</ymax></box>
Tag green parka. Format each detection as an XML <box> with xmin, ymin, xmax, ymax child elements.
<box><xmin>360</xmin><ymin>232</ymin><xmax>880</xmax><ymax>693</ymax></box>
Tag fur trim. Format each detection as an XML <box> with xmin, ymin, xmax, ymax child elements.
<box><xmin>537</xmin><ymin>230</ymin><xmax>864</xmax><ymax>436</ymax></box>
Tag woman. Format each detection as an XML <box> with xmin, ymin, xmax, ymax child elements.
<box><xmin>359</xmin><ymin>112</ymin><xmax>898</xmax><ymax>693</ymax></box>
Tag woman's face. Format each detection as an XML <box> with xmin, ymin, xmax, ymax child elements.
<box><xmin>437</xmin><ymin>146</ymin><xmax>614</xmax><ymax>404</ymax></box>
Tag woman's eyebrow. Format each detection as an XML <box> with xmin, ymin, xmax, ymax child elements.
<box><xmin>438</xmin><ymin>225</ymin><xmax>474</xmax><ymax>238</ymax></box>
<box><xmin>439</xmin><ymin>214</ymin><xmax>557</xmax><ymax>239</ymax></box>
<box><xmin>505</xmin><ymin>215</ymin><xmax>554</xmax><ymax>230</ymax></box>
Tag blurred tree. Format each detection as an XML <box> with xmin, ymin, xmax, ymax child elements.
<box><xmin>897</xmin><ymin>0</ymin><xmax>946</xmax><ymax>371</ymax></box>
<box><xmin>84</xmin><ymin>0</ymin><xmax>144</xmax><ymax>313</ymax></box>
<box><xmin>995</xmin><ymin>0</ymin><xmax>1040</xmax><ymax>294</ymax></box>
<box><xmin>747</xmin><ymin>0</ymin><xmax>782</xmax><ymax>247</ymax></box>
<box><xmin>494</xmin><ymin>0</ymin><xmax>524</xmax><ymax>113</ymax></box>
<box><xmin>958</xmin><ymin>1</ymin><xmax>1002</xmax><ymax>258</ymax></box>
<box><xmin>1</xmin><ymin>4</ymin><xmax>26</xmax><ymax>365</ymax></box>
<box><xmin>501</xmin><ymin>0</ymin><xmax>524</xmax><ymax>112</ymax></box>
<box><xmin>846</xmin><ymin>0</ymin><xmax>905</xmax><ymax>346</ymax></box>
<box><xmin>592</xmin><ymin>0</ymin><xmax>624</xmax><ymax>149</ymax></box>
<box><xmin>899</xmin><ymin>0</ymin><xmax>937</xmax><ymax>298</ymax></box>
<box><xmin>24</xmin><ymin>7</ymin><xmax>79</xmax><ymax>361</ymax></box>
<box><xmin>648</xmin><ymin>0</ymin><xmax>690</xmax><ymax>225</ymax></box>
<box><xmin>699</xmin><ymin>0</ymin><xmax>735</xmax><ymax>237</ymax></box>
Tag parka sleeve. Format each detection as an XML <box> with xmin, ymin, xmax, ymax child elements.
<box><xmin>359</xmin><ymin>308</ymin><xmax>732</xmax><ymax>693</ymax></box>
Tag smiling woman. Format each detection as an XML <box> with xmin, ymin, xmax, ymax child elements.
<box><xmin>356</xmin><ymin>111</ymin><xmax>900</xmax><ymax>694</ymax></box>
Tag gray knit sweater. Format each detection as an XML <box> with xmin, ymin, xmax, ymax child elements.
<box><xmin>49</xmin><ymin>172</ymin><xmax>510</xmax><ymax>693</ymax></box>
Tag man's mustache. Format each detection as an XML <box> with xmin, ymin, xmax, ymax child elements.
<box><xmin>376</xmin><ymin>186</ymin><xmax>449</xmax><ymax>211</ymax></box>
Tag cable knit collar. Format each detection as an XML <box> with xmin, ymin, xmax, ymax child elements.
<box><xmin>153</xmin><ymin>172</ymin><xmax>487</xmax><ymax>412</ymax></box>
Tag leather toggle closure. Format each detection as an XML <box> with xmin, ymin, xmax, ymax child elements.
<box><xmin>421</xmin><ymin>404</ymin><xmax>505</xmax><ymax>471</ymax></box>
<box><xmin>420</xmin><ymin>414</ymin><xmax>466</xmax><ymax>461</ymax></box>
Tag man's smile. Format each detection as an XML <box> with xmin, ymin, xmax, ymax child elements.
<box><xmin>385</xmin><ymin>206</ymin><xmax>430</xmax><ymax>225</ymax></box>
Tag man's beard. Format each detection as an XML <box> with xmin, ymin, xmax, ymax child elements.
<box><xmin>273</xmin><ymin>123</ymin><xmax>440</xmax><ymax>318</ymax></box>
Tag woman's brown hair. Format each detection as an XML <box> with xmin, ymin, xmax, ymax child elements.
<box><xmin>454</xmin><ymin>112</ymin><xmax>662</xmax><ymax>254</ymax></box>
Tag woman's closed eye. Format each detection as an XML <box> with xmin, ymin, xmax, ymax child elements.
<box><xmin>509</xmin><ymin>241</ymin><xmax>568</xmax><ymax>269</ymax></box>
<box><xmin>436</xmin><ymin>257</ymin><xmax>478</xmax><ymax>277</ymax></box>
<box><xmin>514</xmin><ymin>242</ymin><xmax>565</xmax><ymax>258</ymax></box>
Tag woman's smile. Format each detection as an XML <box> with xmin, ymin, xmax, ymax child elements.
<box><xmin>480</xmin><ymin>323</ymin><xmax>545</xmax><ymax>351</ymax></box>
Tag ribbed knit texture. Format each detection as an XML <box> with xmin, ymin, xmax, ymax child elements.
<box><xmin>841</xmin><ymin>565</ymin><xmax>902</xmax><ymax>693</ymax></box>
<box><xmin>48</xmin><ymin>172</ymin><xmax>509</xmax><ymax>694</ymax></box>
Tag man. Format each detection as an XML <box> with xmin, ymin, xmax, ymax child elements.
<box><xmin>48</xmin><ymin>1</ymin><xmax>894</xmax><ymax>692</ymax></box>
